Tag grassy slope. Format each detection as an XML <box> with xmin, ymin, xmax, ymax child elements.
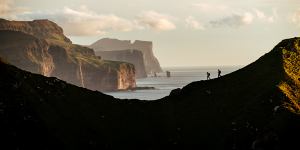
<box><xmin>0</xmin><ymin>37</ymin><xmax>300</xmax><ymax>149</ymax></box>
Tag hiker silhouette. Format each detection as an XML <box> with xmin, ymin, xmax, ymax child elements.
<box><xmin>218</xmin><ymin>69</ymin><xmax>221</xmax><ymax>78</ymax></box>
<box><xmin>207</xmin><ymin>72</ymin><xmax>211</xmax><ymax>80</ymax></box>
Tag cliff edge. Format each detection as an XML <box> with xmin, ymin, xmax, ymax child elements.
<box><xmin>0</xmin><ymin>19</ymin><xmax>136</xmax><ymax>91</ymax></box>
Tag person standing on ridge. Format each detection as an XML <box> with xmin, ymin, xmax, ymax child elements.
<box><xmin>207</xmin><ymin>72</ymin><xmax>211</xmax><ymax>80</ymax></box>
<box><xmin>218</xmin><ymin>69</ymin><xmax>221</xmax><ymax>78</ymax></box>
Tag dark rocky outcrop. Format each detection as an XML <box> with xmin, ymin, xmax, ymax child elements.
<box><xmin>90</xmin><ymin>38</ymin><xmax>163</xmax><ymax>74</ymax></box>
<box><xmin>1</xmin><ymin>37</ymin><xmax>300</xmax><ymax>149</ymax></box>
<box><xmin>0</xmin><ymin>19</ymin><xmax>136</xmax><ymax>91</ymax></box>
<box><xmin>96</xmin><ymin>49</ymin><xmax>147</xmax><ymax>78</ymax></box>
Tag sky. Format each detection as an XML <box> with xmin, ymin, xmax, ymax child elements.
<box><xmin>1</xmin><ymin>0</ymin><xmax>300</xmax><ymax>67</ymax></box>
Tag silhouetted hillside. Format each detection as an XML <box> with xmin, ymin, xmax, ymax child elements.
<box><xmin>1</xmin><ymin>37</ymin><xmax>300</xmax><ymax>149</ymax></box>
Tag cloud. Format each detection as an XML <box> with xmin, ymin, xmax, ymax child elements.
<box><xmin>61</xmin><ymin>7</ymin><xmax>134</xmax><ymax>35</ymax></box>
<box><xmin>185</xmin><ymin>16</ymin><xmax>205</xmax><ymax>30</ymax></box>
<box><xmin>210</xmin><ymin>12</ymin><xmax>254</xmax><ymax>27</ymax></box>
<box><xmin>0</xmin><ymin>0</ymin><xmax>12</xmax><ymax>15</ymax></box>
<box><xmin>208</xmin><ymin>8</ymin><xmax>278</xmax><ymax>28</ymax></box>
<box><xmin>290</xmin><ymin>9</ymin><xmax>300</xmax><ymax>26</ymax></box>
<box><xmin>192</xmin><ymin>2</ymin><xmax>228</xmax><ymax>13</ymax></box>
<box><xmin>253</xmin><ymin>8</ymin><xmax>276</xmax><ymax>23</ymax></box>
<box><xmin>0</xmin><ymin>0</ymin><xmax>16</xmax><ymax>18</ymax></box>
<box><xmin>0</xmin><ymin>0</ymin><xmax>29</xmax><ymax>19</ymax></box>
<box><xmin>22</xmin><ymin>6</ymin><xmax>135</xmax><ymax>36</ymax></box>
<box><xmin>135</xmin><ymin>11</ymin><xmax>176</xmax><ymax>31</ymax></box>
<box><xmin>16</xmin><ymin>7</ymin><xmax>176</xmax><ymax>35</ymax></box>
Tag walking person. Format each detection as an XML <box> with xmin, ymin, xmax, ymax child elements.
<box><xmin>218</xmin><ymin>69</ymin><xmax>221</xmax><ymax>78</ymax></box>
<box><xmin>207</xmin><ymin>72</ymin><xmax>211</xmax><ymax>80</ymax></box>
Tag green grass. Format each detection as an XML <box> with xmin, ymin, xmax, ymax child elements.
<box><xmin>279</xmin><ymin>38</ymin><xmax>300</xmax><ymax>113</ymax></box>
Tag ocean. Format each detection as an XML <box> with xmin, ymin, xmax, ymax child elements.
<box><xmin>105</xmin><ymin>66</ymin><xmax>242</xmax><ymax>100</ymax></box>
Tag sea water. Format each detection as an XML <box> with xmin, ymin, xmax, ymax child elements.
<box><xmin>105</xmin><ymin>66</ymin><xmax>242</xmax><ymax>100</ymax></box>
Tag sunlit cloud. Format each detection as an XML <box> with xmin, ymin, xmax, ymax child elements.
<box><xmin>290</xmin><ymin>9</ymin><xmax>300</xmax><ymax>26</ymax></box>
<box><xmin>11</xmin><ymin>6</ymin><xmax>177</xmax><ymax>35</ymax></box>
<box><xmin>253</xmin><ymin>8</ymin><xmax>277</xmax><ymax>23</ymax></box>
<box><xmin>0</xmin><ymin>0</ymin><xmax>29</xmax><ymax>19</ymax></box>
<box><xmin>135</xmin><ymin>11</ymin><xmax>176</xmax><ymax>31</ymax></box>
<box><xmin>20</xmin><ymin>6</ymin><xmax>135</xmax><ymax>36</ymax></box>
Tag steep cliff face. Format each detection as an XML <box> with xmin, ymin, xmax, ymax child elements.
<box><xmin>0</xmin><ymin>19</ymin><xmax>136</xmax><ymax>91</ymax></box>
<box><xmin>0</xmin><ymin>30</ymin><xmax>54</xmax><ymax>76</ymax></box>
<box><xmin>90</xmin><ymin>38</ymin><xmax>163</xmax><ymax>74</ymax></box>
<box><xmin>74</xmin><ymin>54</ymin><xmax>136</xmax><ymax>91</ymax></box>
<box><xmin>133</xmin><ymin>40</ymin><xmax>162</xmax><ymax>74</ymax></box>
<box><xmin>70</xmin><ymin>44</ymin><xmax>136</xmax><ymax>91</ymax></box>
<box><xmin>118</xmin><ymin>63</ymin><xmax>136</xmax><ymax>89</ymax></box>
<box><xmin>1</xmin><ymin>37</ymin><xmax>300</xmax><ymax>149</ymax></box>
<box><xmin>96</xmin><ymin>49</ymin><xmax>147</xmax><ymax>78</ymax></box>
<box><xmin>48</xmin><ymin>45</ymin><xmax>80</xmax><ymax>86</ymax></box>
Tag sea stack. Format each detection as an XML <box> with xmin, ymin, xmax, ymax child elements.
<box><xmin>166</xmin><ymin>71</ymin><xmax>171</xmax><ymax>77</ymax></box>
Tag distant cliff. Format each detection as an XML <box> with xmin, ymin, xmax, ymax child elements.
<box><xmin>96</xmin><ymin>49</ymin><xmax>147</xmax><ymax>78</ymax></box>
<box><xmin>0</xmin><ymin>19</ymin><xmax>136</xmax><ymax>91</ymax></box>
<box><xmin>48</xmin><ymin>44</ymin><xmax>136</xmax><ymax>91</ymax></box>
<box><xmin>1</xmin><ymin>37</ymin><xmax>300</xmax><ymax>149</ymax></box>
<box><xmin>90</xmin><ymin>38</ymin><xmax>163</xmax><ymax>74</ymax></box>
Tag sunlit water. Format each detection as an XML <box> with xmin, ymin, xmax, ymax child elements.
<box><xmin>105</xmin><ymin>66</ymin><xmax>242</xmax><ymax>100</ymax></box>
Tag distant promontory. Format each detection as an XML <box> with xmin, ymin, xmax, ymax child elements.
<box><xmin>90</xmin><ymin>38</ymin><xmax>163</xmax><ymax>78</ymax></box>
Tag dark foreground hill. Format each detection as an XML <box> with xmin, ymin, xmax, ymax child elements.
<box><xmin>1</xmin><ymin>37</ymin><xmax>300</xmax><ymax>150</ymax></box>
